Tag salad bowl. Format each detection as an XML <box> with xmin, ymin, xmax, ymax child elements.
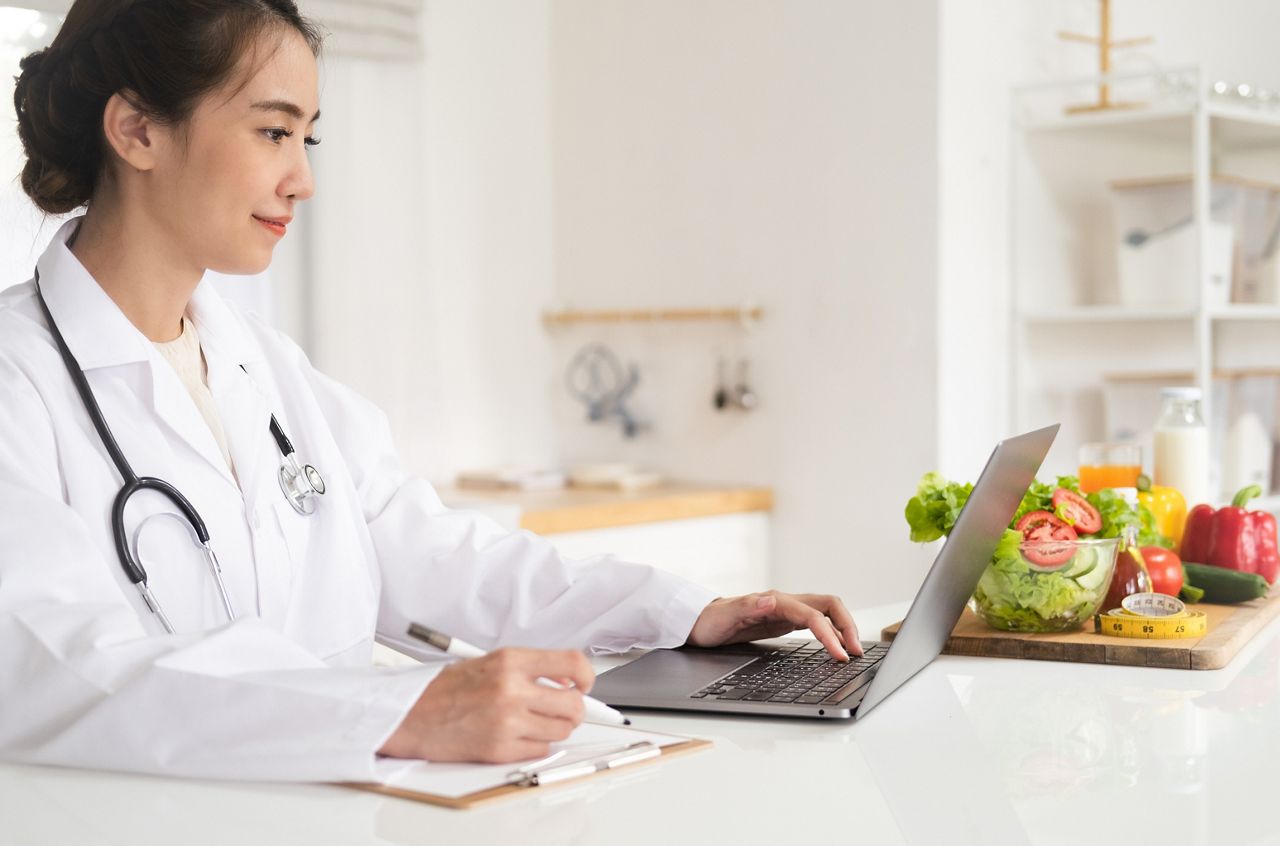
<box><xmin>970</xmin><ymin>536</ymin><xmax>1123</xmax><ymax>632</ymax></box>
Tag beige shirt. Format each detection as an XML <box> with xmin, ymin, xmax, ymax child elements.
<box><xmin>153</xmin><ymin>317</ymin><xmax>237</xmax><ymax>482</ymax></box>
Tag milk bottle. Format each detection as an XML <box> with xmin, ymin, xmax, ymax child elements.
<box><xmin>1153</xmin><ymin>387</ymin><xmax>1211</xmax><ymax>508</ymax></box>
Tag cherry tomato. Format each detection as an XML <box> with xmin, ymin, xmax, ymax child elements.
<box><xmin>1015</xmin><ymin>510</ymin><xmax>1079</xmax><ymax>567</ymax></box>
<box><xmin>1051</xmin><ymin>488</ymin><xmax>1102</xmax><ymax>534</ymax></box>
<box><xmin>1140</xmin><ymin>546</ymin><xmax>1183</xmax><ymax>597</ymax></box>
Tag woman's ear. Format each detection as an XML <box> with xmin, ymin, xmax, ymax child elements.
<box><xmin>101</xmin><ymin>91</ymin><xmax>162</xmax><ymax>172</ymax></box>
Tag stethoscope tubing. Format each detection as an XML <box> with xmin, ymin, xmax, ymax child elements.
<box><xmin>33</xmin><ymin>267</ymin><xmax>322</xmax><ymax>633</ymax></box>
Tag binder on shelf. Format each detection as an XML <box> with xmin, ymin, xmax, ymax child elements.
<box><xmin>341</xmin><ymin>724</ymin><xmax>710</xmax><ymax>810</ymax></box>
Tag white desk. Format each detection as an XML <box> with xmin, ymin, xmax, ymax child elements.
<box><xmin>4</xmin><ymin>602</ymin><xmax>1279</xmax><ymax>846</ymax></box>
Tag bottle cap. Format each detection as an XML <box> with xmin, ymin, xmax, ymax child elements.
<box><xmin>1111</xmin><ymin>486</ymin><xmax>1139</xmax><ymax>507</ymax></box>
<box><xmin>1160</xmin><ymin>386</ymin><xmax>1202</xmax><ymax>400</ymax></box>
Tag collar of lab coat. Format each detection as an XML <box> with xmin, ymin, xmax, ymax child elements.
<box><xmin>36</xmin><ymin>216</ymin><xmax>274</xmax><ymax>497</ymax></box>
<box><xmin>35</xmin><ymin>216</ymin><xmax>265</xmax><ymax>371</ymax></box>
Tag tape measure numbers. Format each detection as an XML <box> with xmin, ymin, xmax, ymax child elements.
<box><xmin>1095</xmin><ymin>610</ymin><xmax>1207</xmax><ymax>639</ymax></box>
<box><xmin>1094</xmin><ymin>592</ymin><xmax>1209</xmax><ymax>640</ymax></box>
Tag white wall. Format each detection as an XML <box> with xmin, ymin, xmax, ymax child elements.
<box><xmin>302</xmin><ymin>3</ymin><xmax>559</xmax><ymax>482</ymax></box>
<box><xmin>417</xmin><ymin>0</ymin><xmax>558</xmax><ymax>479</ymax></box>
<box><xmin>545</xmin><ymin>0</ymin><xmax>941</xmax><ymax>607</ymax></box>
<box><xmin>302</xmin><ymin>54</ymin><xmax>435</xmax><ymax>474</ymax></box>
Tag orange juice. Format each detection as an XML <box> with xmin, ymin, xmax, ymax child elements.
<box><xmin>1078</xmin><ymin>464</ymin><xmax>1141</xmax><ymax>493</ymax></box>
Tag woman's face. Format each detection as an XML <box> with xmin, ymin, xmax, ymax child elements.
<box><xmin>150</xmin><ymin>28</ymin><xmax>319</xmax><ymax>276</ymax></box>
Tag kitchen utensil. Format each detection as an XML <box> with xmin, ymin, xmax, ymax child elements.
<box><xmin>713</xmin><ymin>356</ymin><xmax>729</xmax><ymax>410</ymax></box>
<box><xmin>1124</xmin><ymin>193</ymin><xmax>1232</xmax><ymax>247</ymax></box>
<box><xmin>734</xmin><ymin>357</ymin><xmax>758</xmax><ymax>411</ymax></box>
<box><xmin>565</xmin><ymin>344</ymin><xmax>644</xmax><ymax>438</ymax></box>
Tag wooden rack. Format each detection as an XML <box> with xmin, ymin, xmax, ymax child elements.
<box><xmin>542</xmin><ymin>305</ymin><xmax>763</xmax><ymax>327</ymax></box>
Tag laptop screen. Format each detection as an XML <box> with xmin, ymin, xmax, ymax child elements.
<box><xmin>854</xmin><ymin>424</ymin><xmax>1058</xmax><ymax>718</ymax></box>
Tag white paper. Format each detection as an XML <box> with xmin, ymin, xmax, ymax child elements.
<box><xmin>369</xmin><ymin>723</ymin><xmax>692</xmax><ymax>799</ymax></box>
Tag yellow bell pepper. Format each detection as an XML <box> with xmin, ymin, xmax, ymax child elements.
<box><xmin>1138</xmin><ymin>484</ymin><xmax>1188</xmax><ymax>550</ymax></box>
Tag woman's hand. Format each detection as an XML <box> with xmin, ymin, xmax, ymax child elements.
<box><xmin>686</xmin><ymin>591</ymin><xmax>863</xmax><ymax>660</ymax></box>
<box><xmin>378</xmin><ymin>647</ymin><xmax>594</xmax><ymax>764</ymax></box>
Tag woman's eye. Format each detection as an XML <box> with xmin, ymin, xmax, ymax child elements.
<box><xmin>304</xmin><ymin>136</ymin><xmax>321</xmax><ymax>147</ymax></box>
<box><xmin>264</xmin><ymin>128</ymin><xmax>292</xmax><ymax>143</ymax></box>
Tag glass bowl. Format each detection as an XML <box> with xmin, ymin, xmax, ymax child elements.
<box><xmin>969</xmin><ymin>536</ymin><xmax>1122</xmax><ymax>633</ymax></box>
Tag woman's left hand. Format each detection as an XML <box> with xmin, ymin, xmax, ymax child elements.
<box><xmin>686</xmin><ymin>590</ymin><xmax>863</xmax><ymax>660</ymax></box>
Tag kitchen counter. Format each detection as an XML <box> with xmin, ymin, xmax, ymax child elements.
<box><xmin>439</xmin><ymin>482</ymin><xmax>774</xmax><ymax>535</ymax></box>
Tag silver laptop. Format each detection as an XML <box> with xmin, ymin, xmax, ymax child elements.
<box><xmin>592</xmin><ymin>424</ymin><xmax>1058</xmax><ymax>720</ymax></box>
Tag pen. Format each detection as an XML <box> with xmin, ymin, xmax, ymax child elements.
<box><xmin>406</xmin><ymin>623</ymin><xmax>631</xmax><ymax>726</ymax></box>
<box><xmin>507</xmin><ymin>741</ymin><xmax>662</xmax><ymax>787</ymax></box>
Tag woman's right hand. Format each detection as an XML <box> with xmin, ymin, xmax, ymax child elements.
<box><xmin>377</xmin><ymin>647</ymin><xmax>594</xmax><ymax>763</ymax></box>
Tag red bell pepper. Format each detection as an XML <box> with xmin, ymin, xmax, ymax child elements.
<box><xmin>1180</xmin><ymin>485</ymin><xmax>1280</xmax><ymax>585</ymax></box>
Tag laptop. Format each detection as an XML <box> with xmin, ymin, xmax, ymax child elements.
<box><xmin>591</xmin><ymin>424</ymin><xmax>1058</xmax><ymax>720</ymax></box>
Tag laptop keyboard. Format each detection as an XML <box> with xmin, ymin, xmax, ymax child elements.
<box><xmin>689</xmin><ymin>642</ymin><xmax>889</xmax><ymax>705</ymax></box>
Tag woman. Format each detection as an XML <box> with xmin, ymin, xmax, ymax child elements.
<box><xmin>0</xmin><ymin>0</ymin><xmax>861</xmax><ymax>781</ymax></box>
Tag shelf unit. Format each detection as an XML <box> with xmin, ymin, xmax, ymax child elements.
<box><xmin>1010</xmin><ymin>67</ymin><xmax>1280</xmax><ymax>507</ymax></box>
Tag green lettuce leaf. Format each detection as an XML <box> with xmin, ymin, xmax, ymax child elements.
<box><xmin>903</xmin><ymin>472</ymin><xmax>973</xmax><ymax>543</ymax></box>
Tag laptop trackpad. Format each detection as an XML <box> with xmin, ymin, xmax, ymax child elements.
<box><xmin>594</xmin><ymin>649</ymin><xmax>760</xmax><ymax>701</ymax></box>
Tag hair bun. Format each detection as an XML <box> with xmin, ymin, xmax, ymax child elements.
<box><xmin>18</xmin><ymin>47</ymin><xmax>52</xmax><ymax>77</ymax></box>
<box><xmin>14</xmin><ymin>46</ymin><xmax>94</xmax><ymax>214</ymax></box>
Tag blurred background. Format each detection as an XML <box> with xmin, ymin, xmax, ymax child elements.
<box><xmin>4</xmin><ymin>0</ymin><xmax>1280</xmax><ymax>614</ymax></box>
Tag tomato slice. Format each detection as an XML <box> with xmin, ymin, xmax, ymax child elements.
<box><xmin>1015</xmin><ymin>510</ymin><xmax>1079</xmax><ymax>568</ymax></box>
<box><xmin>1015</xmin><ymin>510</ymin><xmax>1077</xmax><ymax>540</ymax></box>
<box><xmin>1021</xmin><ymin>541</ymin><xmax>1077</xmax><ymax>569</ymax></box>
<box><xmin>1051</xmin><ymin>488</ymin><xmax>1102</xmax><ymax>534</ymax></box>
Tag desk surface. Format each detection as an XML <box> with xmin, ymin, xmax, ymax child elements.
<box><xmin>5</xmin><ymin>602</ymin><xmax>1279</xmax><ymax>846</ymax></box>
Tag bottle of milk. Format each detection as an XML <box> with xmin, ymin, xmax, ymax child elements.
<box><xmin>1153</xmin><ymin>387</ymin><xmax>1211</xmax><ymax>508</ymax></box>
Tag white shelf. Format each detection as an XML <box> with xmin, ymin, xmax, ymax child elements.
<box><xmin>1020</xmin><ymin>306</ymin><xmax>1196</xmax><ymax>323</ymax></box>
<box><xmin>1018</xmin><ymin>104</ymin><xmax>1192</xmax><ymax>136</ymax></box>
<box><xmin>1017</xmin><ymin>101</ymin><xmax>1280</xmax><ymax>151</ymax></box>
<box><xmin>1205</xmin><ymin>103</ymin><xmax>1280</xmax><ymax>150</ymax></box>
<box><xmin>1011</xmin><ymin>67</ymin><xmax>1280</xmax><ymax>489</ymax></box>
<box><xmin>1209</xmin><ymin>305</ymin><xmax>1280</xmax><ymax>321</ymax></box>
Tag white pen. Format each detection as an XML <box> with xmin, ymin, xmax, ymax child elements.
<box><xmin>508</xmin><ymin>741</ymin><xmax>661</xmax><ymax>787</ymax></box>
<box><xmin>406</xmin><ymin>623</ymin><xmax>631</xmax><ymax>726</ymax></box>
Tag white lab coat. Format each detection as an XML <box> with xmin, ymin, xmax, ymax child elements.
<box><xmin>0</xmin><ymin>218</ymin><xmax>716</xmax><ymax>782</ymax></box>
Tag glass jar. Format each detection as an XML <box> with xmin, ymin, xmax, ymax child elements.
<box><xmin>1153</xmin><ymin>387</ymin><xmax>1211</xmax><ymax>508</ymax></box>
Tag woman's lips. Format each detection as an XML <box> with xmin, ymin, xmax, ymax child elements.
<box><xmin>253</xmin><ymin>215</ymin><xmax>287</xmax><ymax>237</ymax></box>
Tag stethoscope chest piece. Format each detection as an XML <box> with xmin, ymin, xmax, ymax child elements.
<box><xmin>279</xmin><ymin>455</ymin><xmax>325</xmax><ymax>515</ymax></box>
<box><xmin>267</xmin><ymin>413</ymin><xmax>324</xmax><ymax>516</ymax></box>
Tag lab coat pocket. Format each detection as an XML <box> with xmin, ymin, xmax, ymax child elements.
<box><xmin>271</xmin><ymin>499</ymin><xmax>313</xmax><ymax>565</ymax></box>
<box><xmin>272</xmin><ymin>499</ymin><xmax>377</xmax><ymax>661</ymax></box>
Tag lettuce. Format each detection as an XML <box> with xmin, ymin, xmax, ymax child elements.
<box><xmin>904</xmin><ymin>472</ymin><xmax>973</xmax><ymax>543</ymax></box>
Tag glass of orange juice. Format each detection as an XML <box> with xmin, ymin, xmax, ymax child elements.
<box><xmin>1078</xmin><ymin>443</ymin><xmax>1142</xmax><ymax>493</ymax></box>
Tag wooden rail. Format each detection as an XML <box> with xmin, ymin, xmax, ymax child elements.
<box><xmin>542</xmin><ymin>306</ymin><xmax>764</xmax><ymax>327</ymax></box>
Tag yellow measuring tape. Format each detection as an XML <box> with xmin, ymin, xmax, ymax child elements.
<box><xmin>1094</xmin><ymin>592</ymin><xmax>1208</xmax><ymax>639</ymax></box>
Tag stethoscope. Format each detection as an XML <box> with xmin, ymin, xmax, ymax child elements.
<box><xmin>33</xmin><ymin>268</ymin><xmax>326</xmax><ymax>634</ymax></box>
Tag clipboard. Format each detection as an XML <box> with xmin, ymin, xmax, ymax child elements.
<box><xmin>339</xmin><ymin>731</ymin><xmax>711</xmax><ymax>810</ymax></box>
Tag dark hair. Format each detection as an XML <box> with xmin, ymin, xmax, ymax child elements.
<box><xmin>12</xmin><ymin>0</ymin><xmax>324</xmax><ymax>214</ymax></box>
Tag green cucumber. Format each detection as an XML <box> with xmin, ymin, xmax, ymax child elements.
<box><xmin>1182</xmin><ymin>562</ymin><xmax>1270</xmax><ymax>604</ymax></box>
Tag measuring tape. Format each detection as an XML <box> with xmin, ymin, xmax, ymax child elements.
<box><xmin>1094</xmin><ymin>592</ymin><xmax>1208</xmax><ymax>639</ymax></box>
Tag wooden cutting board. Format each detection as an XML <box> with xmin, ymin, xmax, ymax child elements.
<box><xmin>881</xmin><ymin>590</ymin><xmax>1280</xmax><ymax>670</ymax></box>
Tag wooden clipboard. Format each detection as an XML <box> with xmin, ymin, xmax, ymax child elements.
<box><xmin>339</xmin><ymin>737</ymin><xmax>712</xmax><ymax>810</ymax></box>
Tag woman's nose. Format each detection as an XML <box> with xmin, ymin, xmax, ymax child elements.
<box><xmin>283</xmin><ymin>146</ymin><xmax>315</xmax><ymax>202</ymax></box>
